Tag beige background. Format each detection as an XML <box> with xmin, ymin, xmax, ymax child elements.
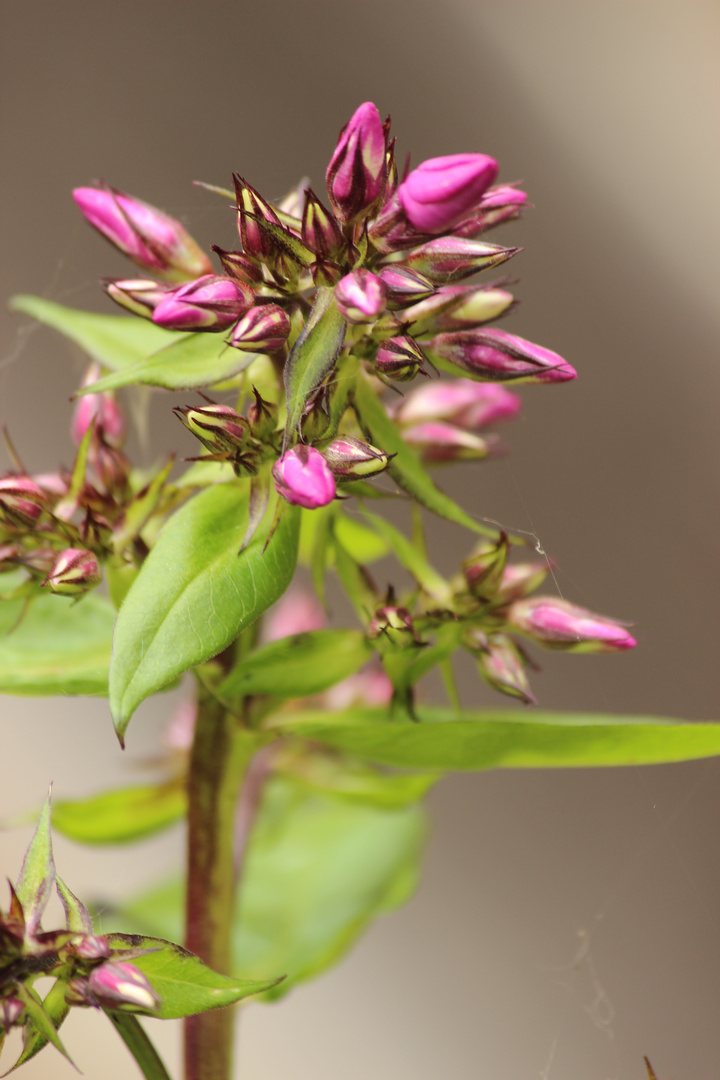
<box><xmin>1</xmin><ymin>2</ymin><xmax>719</xmax><ymax>1077</ymax></box>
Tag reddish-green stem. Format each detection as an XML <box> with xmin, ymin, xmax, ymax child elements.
<box><xmin>183</xmin><ymin>684</ymin><xmax>256</xmax><ymax>1080</ymax></box>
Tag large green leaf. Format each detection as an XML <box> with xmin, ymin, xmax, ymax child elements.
<box><xmin>353</xmin><ymin>373</ymin><xmax>492</xmax><ymax>535</ymax></box>
<box><xmin>76</xmin><ymin>332</ymin><xmax>259</xmax><ymax>393</ymax></box>
<box><xmin>284</xmin><ymin>288</ymin><xmax>346</xmax><ymax>441</ymax></box>
<box><xmin>105</xmin><ymin>935</ymin><xmax>280</xmax><ymax>1018</ymax></box>
<box><xmin>10</xmin><ymin>295</ymin><xmax>184</xmax><ymax>370</ymax></box>
<box><xmin>52</xmin><ymin>782</ymin><xmax>186</xmax><ymax>845</ymax></box>
<box><xmin>117</xmin><ymin>778</ymin><xmax>425</xmax><ymax>999</ymax></box>
<box><xmin>218</xmin><ymin>630</ymin><xmax>372</xmax><ymax>701</ymax></box>
<box><xmin>270</xmin><ymin>706</ymin><xmax>720</xmax><ymax>770</ymax></box>
<box><xmin>109</xmin><ymin>484</ymin><xmax>299</xmax><ymax>740</ymax></box>
<box><xmin>0</xmin><ymin>592</ymin><xmax>115</xmax><ymax>696</ymax></box>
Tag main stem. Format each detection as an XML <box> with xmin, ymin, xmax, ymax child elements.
<box><xmin>183</xmin><ymin>683</ymin><xmax>254</xmax><ymax>1080</ymax></box>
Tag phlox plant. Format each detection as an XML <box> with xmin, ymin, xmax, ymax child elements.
<box><xmin>1</xmin><ymin>102</ymin><xmax>717</xmax><ymax>1080</ymax></box>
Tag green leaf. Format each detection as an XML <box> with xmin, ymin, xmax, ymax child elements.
<box><xmin>106</xmin><ymin>1013</ymin><xmax>173</xmax><ymax>1080</ymax></box>
<box><xmin>334</xmin><ymin>511</ymin><xmax>389</xmax><ymax>563</ymax></box>
<box><xmin>284</xmin><ymin>289</ymin><xmax>346</xmax><ymax>442</ymax></box>
<box><xmin>15</xmin><ymin>985</ymin><xmax>74</xmax><ymax>1070</ymax></box>
<box><xmin>105</xmin><ymin>935</ymin><xmax>280</xmax><ymax>1018</ymax></box>
<box><xmin>353</xmin><ymin>373</ymin><xmax>493</xmax><ymax>535</ymax></box>
<box><xmin>56</xmin><ymin>875</ymin><xmax>93</xmax><ymax>933</ymax></box>
<box><xmin>11</xmin><ymin>980</ymin><xmax>70</xmax><ymax>1070</ymax></box>
<box><xmin>117</xmin><ymin>779</ymin><xmax>425</xmax><ymax>999</ymax></box>
<box><xmin>280</xmin><ymin>751</ymin><xmax>440</xmax><ymax>808</ymax></box>
<box><xmin>218</xmin><ymin>630</ymin><xmax>372</xmax><ymax>701</ymax></box>
<box><xmin>109</xmin><ymin>484</ymin><xmax>300</xmax><ymax>740</ymax></box>
<box><xmin>270</xmin><ymin>706</ymin><xmax>720</xmax><ymax>770</ymax></box>
<box><xmin>0</xmin><ymin>593</ymin><xmax>115</xmax><ymax>696</ymax></box>
<box><xmin>10</xmin><ymin>295</ymin><xmax>184</xmax><ymax>371</ymax></box>
<box><xmin>52</xmin><ymin>782</ymin><xmax>186</xmax><ymax>845</ymax></box>
<box><xmin>16</xmin><ymin>793</ymin><xmax>55</xmax><ymax>935</ymax></box>
<box><xmin>75</xmin><ymin>333</ymin><xmax>260</xmax><ymax>393</ymax></box>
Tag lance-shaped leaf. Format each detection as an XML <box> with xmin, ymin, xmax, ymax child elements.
<box><xmin>359</xmin><ymin>507</ymin><xmax>450</xmax><ymax>602</ymax></box>
<box><xmin>16</xmin><ymin>792</ymin><xmax>55</xmax><ymax>935</ymax></box>
<box><xmin>106</xmin><ymin>1014</ymin><xmax>173</xmax><ymax>1080</ymax></box>
<box><xmin>74</xmin><ymin>333</ymin><xmax>260</xmax><ymax>393</ymax></box>
<box><xmin>105</xmin><ymin>935</ymin><xmax>281</xmax><ymax>1018</ymax></box>
<box><xmin>353</xmin><ymin>373</ymin><xmax>493</xmax><ymax>536</ymax></box>
<box><xmin>11</xmin><ymin>979</ymin><xmax>70</xmax><ymax>1070</ymax></box>
<box><xmin>283</xmin><ymin>288</ymin><xmax>346</xmax><ymax>444</ymax></box>
<box><xmin>109</xmin><ymin>483</ymin><xmax>299</xmax><ymax>741</ymax></box>
<box><xmin>218</xmin><ymin>629</ymin><xmax>372</xmax><ymax>701</ymax></box>
<box><xmin>269</xmin><ymin>706</ymin><xmax>720</xmax><ymax>770</ymax></box>
<box><xmin>10</xmin><ymin>295</ymin><xmax>184</xmax><ymax>370</ymax></box>
<box><xmin>0</xmin><ymin>593</ymin><xmax>115</xmax><ymax>696</ymax></box>
<box><xmin>56</xmin><ymin>876</ymin><xmax>93</xmax><ymax>933</ymax></box>
<box><xmin>15</xmin><ymin>985</ymin><xmax>74</xmax><ymax>1070</ymax></box>
<box><xmin>278</xmin><ymin>750</ymin><xmax>440</xmax><ymax>808</ymax></box>
<box><xmin>116</xmin><ymin>778</ymin><xmax>425</xmax><ymax>1000</ymax></box>
<box><xmin>52</xmin><ymin>782</ymin><xmax>186</xmax><ymax>845</ymax></box>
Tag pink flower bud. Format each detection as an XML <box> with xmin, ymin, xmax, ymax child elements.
<box><xmin>70</xmin><ymin>934</ymin><xmax>111</xmax><ymax>961</ymax></box>
<box><xmin>398</xmin><ymin>153</ymin><xmax>499</xmax><ymax>234</ymax></box>
<box><xmin>301</xmin><ymin>189</ymin><xmax>345</xmax><ymax>259</ymax></box>
<box><xmin>322</xmin><ymin>436</ymin><xmax>390</xmax><ymax>479</ymax></box>
<box><xmin>427</xmin><ymin>328</ymin><xmax>577</xmax><ymax>384</ymax></box>
<box><xmin>174</xmin><ymin>403</ymin><xmax>249</xmax><ymax>455</ymax></box>
<box><xmin>103</xmin><ymin>277</ymin><xmax>175</xmax><ymax>318</ymax></box>
<box><xmin>392</xmin><ymin>379</ymin><xmax>521</xmax><ymax>430</ymax></box>
<box><xmin>429</xmin><ymin>287</ymin><xmax>515</xmax><ymax>331</ymax></box>
<box><xmin>402</xmin><ymin>421</ymin><xmax>495</xmax><ymax>463</ymax></box>
<box><xmin>495</xmin><ymin>561</ymin><xmax>549</xmax><ymax>605</ymax></box>
<box><xmin>326</xmin><ymin>102</ymin><xmax>387</xmax><ymax>223</ymax></box>
<box><xmin>264</xmin><ymin>586</ymin><xmax>327</xmax><ymax>643</ymax></box>
<box><xmin>368</xmin><ymin>603</ymin><xmax>420</xmax><ymax>648</ymax></box>
<box><xmin>335</xmin><ymin>269</ymin><xmax>387</xmax><ymax>323</ymax></box>
<box><xmin>272</xmin><ymin>446</ymin><xmax>336</xmax><ymax>509</ymax></box>
<box><xmin>401</xmin><ymin>237</ymin><xmax>520</xmax><ymax>283</ymax></box>
<box><xmin>453</xmin><ymin>184</ymin><xmax>528</xmax><ymax>239</ymax></box>
<box><xmin>42</xmin><ymin>548</ymin><xmax>102</xmax><ymax>596</ymax></box>
<box><xmin>211</xmin><ymin>246</ymin><xmax>264</xmax><ymax>286</ymax></box>
<box><xmin>470</xmin><ymin>632</ymin><xmax>536</xmax><ymax>705</ymax></box>
<box><xmin>0</xmin><ymin>476</ymin><xmax>46</xmax><ymax>528</ymax></box>
<box><xmin>1</xmin><ymin>996</ymin><xmax>24</xmax><ymax>1031</ymax></box>
<box><xmin>508</xmin><ymin>597</ymin><xmax>637</xmax><ymax>652</ymax></box>
<box><xmin>72</xmin><ymin>363</ymin><xmax>127</xmax><ymax>448</ymax></box>
<box><xmin>33</xmin><ymin>472</ymin><xmax>71</xmax><ymax>498</ymax></box>
<box><xmin>73</xmin><ymin>185</ymin><xmax>212</xmax><ymax>282</ymax></box>
<box><xmin>229</xmin><ymin>303</ymin><xmax>291</xmax><ymax>353</ymax></box>
<box><xmin>152</xmin><ymin>275</ymin><xmax>253</xmax><ymax>331</ymax></box>
<box><xmin>85</xmin><ymin>961</ymin><xmax>161</xmax><ymax>1012</ymax></box>
<box><xmin>377</xmin><ymin>266</ymin><xmax>435</xmax><ymax>309</ymax></box>
<box><xmin>375</xmin><ymin>336</ymin><xmax>428</xmax><ymax>382</ymax></box>
<box><xmin>234</xmin><ymin>175</ymin><xmax>286</xmax><ymax>264</ymax></box>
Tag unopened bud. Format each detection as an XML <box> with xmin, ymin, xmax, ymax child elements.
<box><xmin>72</xmin><ymin>363</ymin><xmax>126</xmax><ymax>448</ymax></box>
<box><xmin>174</xmin><ymin>403</ymin><xmax>248</xmax><ymax>455</ymax></box>
<box><xmin>375</xmin><ymin>336</ymin><xmax>428</xmax><ymax>382</ymax></box>
<box><xmin>229</xmin><ymin>303</ymin><xmax>291</xmax><ymax>353</ymax></box>
<box><xmin>368</xmin><ymin>603</ymin><xmax>420</xmax><ymax>648</ymax></box>
<box><xmin>470</xmin><ymin>632</ymin><xmax>536</xmax><ymax>704</ymax></box>
<box><xmin>391</xmin><ymin>379</ymin><xmax>521</xmax><ymax>430</ymax></box>
<box><xmin>272</xmin><ymin>446</ymin><xmax>336</xmax><ymax>509</ymax></box>
<box><xmin>234</xmin><ymin>175</ymin><xmax>284</xmax><ymax>264</ymax></box>
<box><xmin>152</xmin><ymin>275</ymin><xmax>253</xmax><ymax>331</ymax></box>
<box><xmin>326</xmin><ymin>102</ymin><xmax>387</xmax><ymax>223</ymax></box>
<box><xmin>401</xmin><ymin>237</ymin><xmax>520</xmax><ymax>283</ymax></box>
<box><xmin>73</xmin><ymin>185</ymin><xmax>212</xmax><ymax>282</ymax></box>
<box><xmin>403</xmin><ymin>421</ymin><xmax>496</xmax><ymax>463</ymax></box>
<box><xmin>247</xmin><ymin>388</ymin><xmax>278</xmax><ymax>440</ymax></box>
<box><xmin>0</xmin><ymin>476</ymin><xmax>45</xmax><ymax>528</ymax></box>
<box><xmin>42</xmin><ymin>548</ymin><xmax>102</xmax><ymax>596</ymax></box>
<box><xmin>453</xmin><ymin>185</ymin><xmax>528</xmax><ymax>239</ymax></box>
<box><xmin>495</xmin><ymin>561</ymin><xmax>549</xmax><ymax>605</ymax></box>
<box><xmin>427</xmin><ymin>286</ymin><xmax>515</xmax><ymax>331</ymax></box>
<box><xmin>509</xmin><ymin>597</ymin><xmax>637</xmax><ymax>652</ymax></box>
<box><xmin>211</xmin><ymin>246</ymin><xmax>264</xmax><ymax>286</ymax></box>
<box><xmin>0</xmin><ymin>543</ymin><xmax>21</xmax><ymax>571</ymax></box>
<box><xmin>0</xmin><ymin>996</ymin><xmax>24</xmax><ymax>1031</ymax></box>
<box><xmin>21</xmin><ymin>547</ymin><xmax>62</xmax><ymax>576</ymax></box>
<box><xmin>335</xmin><ymin>269</ymin><xmax>387</xmax><ymax>323</ymax></box>
<box><xmin>397</xmin><ymin>153</ymin><xmax>499</xmax><ymax>234</ymax></box>
<box><xmin>377</xmin><ymin>266</ymin><xmax>435</xmax><ymax>309</ymax></box>
<box><xmin>103</xmin><ymin>278</ymin><xmax>175</xmax><ymax>318</ymax></box>
<box><xmin>301</xmin><ymin>189</ymin><xmax>345</xmax><ymax>259</ymax></box>
<box><xmin>462</xmin><ymin>533</ymin><xmax>509</xmax><ymax>597</ymax></box>
<box><xmin>68</xmin><ymin>934</ymin><xmax>111</xmax><ymax>962</ymax></box>
<box><xmin>94</xmin><ymin>445</ymin><xmax>131</xmax><ymax>492</ymax></box>
<box><xmin>84</xmin><ymin>961</ymin><xmax>160</xmax><ymax>1012</ymax></box>
<box><xmin>426</xmin><ymin>328</ymin><xmax>577</xmax><ymax>384</ymax></box>
<box><xmin>322</xmin><ymin>436</ymin><xmax>390</xmax><ymax>479</ymax></box>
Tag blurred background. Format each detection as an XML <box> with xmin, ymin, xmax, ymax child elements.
<box><xmin>1</xmin><ymin>1</ymin><xmax>719</xmax><ymax>1077</ymax></box>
